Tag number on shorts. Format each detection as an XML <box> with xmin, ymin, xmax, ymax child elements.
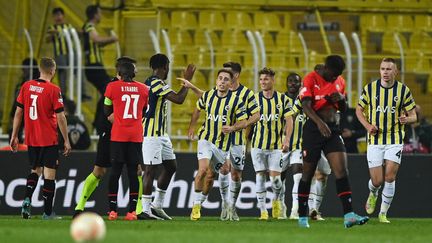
<box><xmin>279</xmin><ymin>159</ymin><xmax>283</xmax><ymax>168</ymax></box>
<box><xmin>396</xmin><ymin>150</ymin><xmax>402</xmax><ymax>159</ymax></box>
<box><xmin>29</xmin><ymin>94</ymin><xmax>38</xmax><ymax>120</ymax></box>
<box><xmin>122</xmin><ymin>94</ymin><xmax>140</xmax><ymax>119</ymax></box>
<box><xmin>215</xmin><ymin>162</ymin><xmax>223</xmax><ymax>171</ymax></box>
<box><xmin>234</xmin><ymin>157</ymin><xmax>245</xmax><ymax>166</ymax></box>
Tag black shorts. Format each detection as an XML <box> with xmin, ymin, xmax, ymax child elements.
<box><xmin>301</xmin><ymin>119</ymin><xmax>346</xmax><ymax>164</ymax></box>
<box><xmin>28</xmin><ymin>145</ymin><xmax>59</xmax><ymax>170</ymax></box>
<box><xmin>110</xmin><ymin>141</ymin><xmax>143</xmax><ymax>165</ymax></box>
<box><xmin>95</xmin><ymin>132</ymin><xmax>112</xmax><ymax>168</ymax></box>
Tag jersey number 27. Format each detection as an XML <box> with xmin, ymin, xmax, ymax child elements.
<box><xmin>122</xmin><ymin>94</ymin><xmax>140</xmax><ymax>119</ymax></box>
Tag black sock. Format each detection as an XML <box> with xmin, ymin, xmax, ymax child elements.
<box><xmin>127</xmin><ymin>164</ymin><xmax>139</xmax><ymax>213</ymax></box>
<box><xmin>297</xmin><ymin>179</ymin><xmax>311</xmax><ymax>217</ymax></box>
<box><xmin>336</xmin><ymin>177</ymin><xmax>353</xmax><ymax>215</ymax></box>
<box><xmin>108</xmin><ymin>164</ymin><xmax>122</xmax><ymax>212</ymax></box>
<box><xmin>42</xmin><ymin>179</ymin><xmax>55</xmax><ymax>215</ymax></box>
<box><xmin>25</xmin><ymin>173</ymin><xmax>39</xmax><ymax>200</ymax></box>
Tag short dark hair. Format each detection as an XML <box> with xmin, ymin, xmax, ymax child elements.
<box><xmin>52</xmin><ymin>7</ymin><xmax>64</xmax><ymax>15</ymax></box>
<box><xmin>314</xmin><ymin>64</ymin><xmax>324</xmax><ymax>72</ymax></box>
<box><xmin>149</xmin><ymin>53</ymin><xmax>169</xmax><ymax>70</ymax></box>
<box><xmin>86</xmin><ymin>5</ymin><xmax>100</xmax><ymax>20</ymax></box>
<box><xmin>287</xmin><ymin>72</ymin><xmax>301</xmax><ymax>81</ymax></box>
<box><xmin>64</xmin><ymin>99</ymin><xmax>76</xmax><ymax>114</ymax></box>
<box><xmin>223</xmin><ymin>62</ymin><xmax>242</xmax><ymax>74</ymax></box>
<box><xmin>217</xmin><ymin>69</ymin><xmax>234</xmax><ymax>80</ymax></box>
<box><xmin>115</xmin><ymin>56</ymin><xmax>136</xmax><ymax>72</ymax></box>
<box><xmin>258</xmin><ymin>67</ymin><xmax>275</xmax><ymax>77</ymax></box>
<box><xmin>118</xmin><ymin>62</ymin><xmax>136</xmax><ymax>81</ymax></box>
<box><xmin>382</xmin><ymin>57</ymin><xmax>398</xmax><ymax>69</ymax></box>
<box><xmin>39</xmin><ymin>57</ymin><xmax>56</xmax><ymax>73</ymax></box>
<box><xmin>325</xmin><ymin>55</ymin><xmax>345</xmax><ymax>76</ymax></box>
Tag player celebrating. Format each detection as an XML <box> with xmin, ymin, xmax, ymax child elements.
<box><xmin>10</xmin><ymin>57</ymin><xmax>71</xmax><ymax>219</ymax></box>
<box><xmin>73</xmin><ymin>57</ymin><xmax>143</xmax><ymax>217</ymax></box>
<box><xmin>251</xmin><ymin>68</ymin><xmax>293</xmax><ymax>221</ymax></box>
<box><xmin>141</xmin><ymin>54</ymin><xmax>196</xmax><ymax>220</ymax></box>
<box><xmin>188</xmin><ymin>69</ymin><xmax>247</xmax><ymax>221</ymax></box>
<box><xmin>216</xmin><ymin>62</ymin><xmax>260</xmax><ymax>221</ymax></box>
<box><xmin>280</xmin><ymin>73</ymin><xmax>331</xmax><ymax>221</ymax></box>
<box><xmin>104</xmin><ymin>62</ymin><xmax>149</xmax><ymax>220</ymax></box>
<box><xmin>297</xmin><ymin>55</ymin><xmax>368</xmax><ymax>228</ymax></box>
<box><xmin>356</xmin><ymin>58</ymin><xmax>416</xmax><ymax>223</ymax></box>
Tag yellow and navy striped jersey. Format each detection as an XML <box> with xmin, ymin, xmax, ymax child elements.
<box><xmin>47</xmin><ymin>23</ymin><xmax>73</xmax><ymax>56</ymax></box>
<box><xmin>143</xmin><ymin>76</ymin><xmax>174</xmax><ymax>137</ymax></box>
<box><xmin>197</xmin><ymin>89</ymin><xmax>247</xmax><ymax>151</ymax></box>
<box><xmin>358</xmin><ymin>80</ymin><xmax>416</xmax><ymax>145</ymax></box>
<box><xmin>230</xmin><ymin>84</ymin><xmax>260</xmax><ymax>145</ymax></box>
<box><xmin>252</xmin><ymin>91</ymin><xmax>292</xmax><ymax>150</ymax></box>
<box><xmin>286</xmin><ymin>96</ymin><xmax>307</xmax><ymax>151</ymax></box>
<box><xmin>82</xmin><ymin>22</ymin><xmax>102</xmax><ymax>64</ymax></box>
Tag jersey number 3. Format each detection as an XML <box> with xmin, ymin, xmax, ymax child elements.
<box><xmin>122</xmin><ymin>94</ymin><xmax>139</xmax><ymax>119</ymax></box>
<box><xmin>29</xmin><ymin>94</ymin><xmax>38</xmax><ymax>120</ymax></box>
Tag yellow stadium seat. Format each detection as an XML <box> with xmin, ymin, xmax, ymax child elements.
<box><xmin>159</xmin><ymin>11</ymin><xmax>170</xmax><ymax>29</ymax></box>
<box><xmin>171</xmin><ymin>11</ymin><xmax>198</xmax><ymax>30</ymax></box>
<box><xmin>382</xmin><ymin>31</ymin><xmax>408</xmax><ymax>53</ymax></box>
<box><xmin>187</xmin><ymin>52</ymin><xmax>212</xmax><ymax>68</ymax></box>
<box><xmin>283</xmin><ymin>13</ymin><xmax>292</xmax><ymax>31</ymax></box>
<box><xmin>254</xmin><ymin>12</ymin><xmax>282</xmax><ymax>32</ymax></box>
<box><xmin>414</xmin><ymin>15</ymin><xmax>432</xmax><ymax>32</ymax></box>
<box><xmin>199</xmin><ymin>11</ymin><xmax>225</xmax><ymax>31</ymax></box>
<box><xmin>410</xmin><ymin>31</ymin><xmax>432</xmax><ymax>54</ymax></box>
<box><xmin>275</xmin><ymin>31</ymin><xmax>302</xmax><ymax>53</ymax></box>
<box><xmin>226</xmin><ymin>12</ymin><xmax>253</xmax><ymax>30</ymax></box>
<box><xmin>259</xmin><ymin>31</ymin><xmax>276</xmax><ymax>51</ymax></box>
<box><xmin>194</xmin><ymin>30</ymin><xmax>221</xmax><ymax>50</ymax></box>
<box><xmin>221</xmin><ymin>30</ymin><xmax>250</xmax><ymax>51</ymax></box>
<box><xmin>192</xmin><ymin>71</ymin><xmax>210</xmax><ymax>90</ymax></box>
<box><xmin>360</xmin><ymin>14</ymin><xmax>386</xmax><ymax>32</ymax></box>
<box><xmin>168</xmin><ymin>29</ymin><xmax>194</xmax><ymax>51</ymax></box>
<box><xmin>387</xmin><ymin>15</ymin><xmax>414</xmax><ymax>32</ymax></box>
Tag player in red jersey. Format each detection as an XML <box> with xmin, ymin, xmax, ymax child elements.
<box><xmin>10</xmin><ymin>57</ymin><xmax>71</xmax><ymax>220</ymax></box>
<box><xmin>297</xmin><ymin>55</ymin><xmax>368</xmax><ymax>228</ymax></box>
<box><xmin>104</xmin><ymin>61</ymin><xmax>149</xmax><ymax>220</ymax></box>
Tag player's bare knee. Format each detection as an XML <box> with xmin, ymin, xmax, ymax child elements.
<box><xmin>32</xmin><ymin>167</ymin><xmax>43</xmax><ymax>176</ymax></box>
<box><xmin>384</xmin><ymin>174</ymin><xmax>396</xmax><ymax>183</ymax></box>
<box><xmin>231</xmin><ymin>170</ymin><xmax>241</xmax><ymax>182</ymax></box>
<box><xmin>219</xmin><ymin>162</ymin><xmax>230</xmax><ymax>175</ymax></box>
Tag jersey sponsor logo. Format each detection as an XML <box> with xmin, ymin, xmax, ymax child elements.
<box><xmin>207</xmin><ymin>114</ymin><xmax>227</xmax><ymax>122</ymax></box>
<box><xmin>376</xmin><ymin>105</ymin><xmax>396</xmax><ymax>113</ymax></box>
<box><xmin>297</xmin><ymin>114</ymin><xmax>306</xmax><ymax>122</ymax></box>
<box><xmin>225</xmin><ymin>105</ymin><xmax>231</xmax><ymax>111</ymax></box>
<box><xmin>260</xmin><ymin>113</ymin><xmax>279</xmax><ymax>121</ymax></box>
<box><xmin>29</xmin><ymin>85</ymin><xmax>44</xmax><ymax>93</ymax></box>
<box><xmin>314</xmin><ymin>95</ymin><xmax>326</xmax><ymax>100</ymax></box>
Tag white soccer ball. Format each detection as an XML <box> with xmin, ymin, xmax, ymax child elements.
<box><xmin>70</xmin><ymin>212</ymin><xmax>106</xmax><ymax>242</ymax></box>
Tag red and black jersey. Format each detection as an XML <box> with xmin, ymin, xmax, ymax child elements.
<box><xmin>104</xmin><ymin>80</ymin><xmax>149</xmax><ymax>143</ymax></box>
<box><xmin>16</xmin><ymin>79</ymin><xmax>64</xmax><ymax>147</ymax></box>
<box><xmin>299</xmin><ymin>71</ymin><xmax>346</xmax><ymax>111</ymax></box>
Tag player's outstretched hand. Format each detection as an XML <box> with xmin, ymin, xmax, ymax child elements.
<box><xmin>10</xmin><ymin>136</ymin><xmax>19</xmax><ymax>153</ymax></box>
<box><xmin>222</xmin><ymin>125</ymin><xmax>234</xmax><ymax>134</ymax></box>
<box><xmin>399</xmin><ymin>114</ymin><xmax>408</xmax><ymax>124</ymax></box>
<box><xmin>282</xmin><ymin>137</ymin><xmax>290</xmax><ymax>152</ymax></box>
<box><xmin>176</xmin><ymin>78</ymin><xmax>193</xmax><ymax>89</ymax></box>
<box><xmin>317</xmin><ymin>120</ymin><xmax>331</xmax><ymax>138</ymax></box>
<box><xmin>184</xmin><ymin>64</ymin><xmax>196</xmax><ymax>81</ymax></box>
<box><xmin>63</xmin><ymin>142</ymin><xmax>72</xmax><ymax>156</ymax></box>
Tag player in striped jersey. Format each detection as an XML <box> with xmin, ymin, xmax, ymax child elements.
<box><xmin>217</xmin><ymin>62</ymin><xmax>260</xmax><ymax>221</ymax></box>
<box><xmin>141</xmin><ymin>54</ymin><xmax>196</xmax><ymax>220</ymax></box>
<box><xmin>251</xmin><ymin>68</ymin><xmax>293</xmax><ymax>220</ymax></box>
<box><xmin>356</xmin><ymin>58</ymin><xmax>417</xmax><ymax>223</ymax></box>
<box><xmin>188</xmin><ymin>69</ymin><xmax>248</xmax><ymax>221</ymax></box>
<box><xmin>279</xmin><ymin>73</ymin><xmax>331</xmax><ymax>220</ymax></box>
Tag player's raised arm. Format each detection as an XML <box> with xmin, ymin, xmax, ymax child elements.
<box><xmin>10</xmin><ymin>107</ymin><xmax>24</xmax><ymax>152</ymax></box>
<box><xmin>166</xmin><ymin>64</ymin><xmax>196</xmax><ymax>104</ymax></box>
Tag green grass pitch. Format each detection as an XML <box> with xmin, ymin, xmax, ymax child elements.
<box><xmin>1</xmin><ymin>216</ymin><xmax>432</xmax><ymax>242</ymax></box>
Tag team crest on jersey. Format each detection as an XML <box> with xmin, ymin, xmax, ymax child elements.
<box><xmin>225</xmin><ymin>105</ymin><xmax>231</xmax><ymax>111</ymax></box>
<box><xmin>393</xmin><ymin>96</ymin><xmax>399</xmax><ymax>102</ymax></box>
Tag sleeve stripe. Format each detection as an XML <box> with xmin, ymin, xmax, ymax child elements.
<box><xmin>16</xmin><ymin>101</ymin><xmax>24</xmax><ymax>109</ymax></box>
<box><xmin>55</xmin><ymin>107</ymin><xmax>64</xmax><ymax>113</ymax></box>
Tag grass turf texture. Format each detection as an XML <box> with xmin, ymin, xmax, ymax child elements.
<box><xmin>1</xmin><ymin>216</ymin><xmax>432</xmax><ymax>243</ymax></box>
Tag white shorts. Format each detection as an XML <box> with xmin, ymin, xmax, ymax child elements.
<box><xmin>282</xmin><ymin>150</ymin><xmax>331</xmax><ymax>175</ymax></box>
<box><xmin>142</xmin><ymin>136</ymin><xmax>176</xmax><ymax>165</ymax></box>
<box><xmin>367</xmin><ymin>144</ymin><xmax>403</xmax><ymax>168</ymax></box>
<box><xmin>251</xmin><ymin>148</ymin><xmax>285</xmax><ymax>173</ymax></box>
<box><xmin>197</xmin><ymin>140</ymin><xmax>228</xmax><ymax>172</ymax></box>
<box><xmin>226</xmin><ymin>145</ymin><xmax>246</xmax><ymax>171</ymax></box>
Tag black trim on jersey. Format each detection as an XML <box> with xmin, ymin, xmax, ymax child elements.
<box><xmin>55</xmin><ymin>107</ymin><xmax>64</xmax><ymax>113</ymax></box>
<box><xmin>16</xmin><ymin>101</ymin><xmax>24</xmax><ymax>109</ymax></box>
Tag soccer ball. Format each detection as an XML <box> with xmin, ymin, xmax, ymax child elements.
<box><xmin>70</xmin><ymin>212</ymin><xmax>106</xmax><ymax>242</ymax></box>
